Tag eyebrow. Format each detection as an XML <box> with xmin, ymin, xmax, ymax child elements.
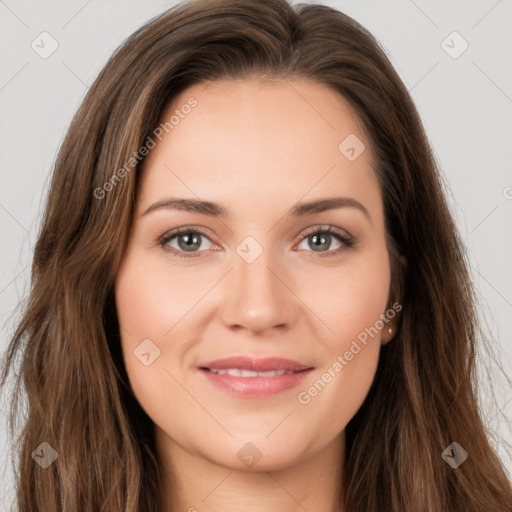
<box><xmin>141</xmin><ymin>196</ymin><xmax>370</xmax><ymax>220</ymax></box>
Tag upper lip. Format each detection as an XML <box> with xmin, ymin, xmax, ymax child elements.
<box><xmin>198</xmin><ymin>356</ymin><xmax>313</xmax><ymax>372</ymax></box>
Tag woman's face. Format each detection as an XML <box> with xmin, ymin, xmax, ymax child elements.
<box><xmin>115</xmin><ymin>78</ymin><xmax>396</xmax><ymax>472</ymax></box>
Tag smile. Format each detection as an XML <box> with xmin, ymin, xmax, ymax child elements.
<box><xmin>199</xmin><ymin>366</ymin><xmax>313</xmax><ymax>397</ymax></box>
<box><xmin>205</xmin><ymin>368</ymin><xmax>297</xmax><ymax>377</ymax></box>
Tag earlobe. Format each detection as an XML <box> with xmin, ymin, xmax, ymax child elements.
<box><xmin>381</xmin><ymin>325</ymin><xmax>395</xmax><ymax>345</ymax></box>
<box><xmin>382</xmin><ymin>254</ymin><xmax>406</xmax><ymax>346</ymax></box>
<box><xmin>381</xmin><ymin>305</ymin><xmax>402</xmax><ymax>345</ymax></box>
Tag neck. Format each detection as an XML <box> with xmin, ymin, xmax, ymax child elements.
<box><xmin>156</xmin><ymin>428</ymin><xmax>345</xmax><ymax>512</ymax></box>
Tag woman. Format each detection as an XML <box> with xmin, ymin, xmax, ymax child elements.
<box><xmin>1</xmin><ymin>0</ymin><xmax>511</xmax><ymax>510</ymax></box>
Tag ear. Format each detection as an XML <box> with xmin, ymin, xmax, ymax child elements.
<box><xmin>381</xmin><ymin>255</ymin><xmax>406</xmax><ymax>345</ymax></box>
<box><xmin>381</xmin><ymin>306</ymin><xmax>403</xmax><ymax>344</ymax></box>
<box><xmin>380</xmin><ymin>318</ymin><xmax>398</xmax><ymax>345</ymax></box>
<box><xmin>380</xmin><ymin>298</ymin><xmax>404</xmax><ymax>344</ymax></box>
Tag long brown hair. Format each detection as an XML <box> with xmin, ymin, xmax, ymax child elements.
<box><xmin>1</xmin><ymin>0</ymin><xmax>511</xmax><ymax>510</ymax></box>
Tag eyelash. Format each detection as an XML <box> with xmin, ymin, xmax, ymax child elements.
<box><xmin>157</xmin><ymin>225</ymin><xmax>356</xmax><ymax>260</ymax></box>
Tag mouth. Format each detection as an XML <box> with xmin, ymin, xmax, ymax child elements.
<box><xmin>197</xmin><ymin>356</ymin><xmax>314</xmax><ymax>397</ymax></box>
<box><xmin>202</xmin><ymin>368</ymin><xmax>302</xmax><ymax>377</ymax></box>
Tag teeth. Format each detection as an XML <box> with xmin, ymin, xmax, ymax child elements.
<box><xmin>208</xmin><ymin>368</ymin><xmax>294</xmax><ymax>377</ymax></box>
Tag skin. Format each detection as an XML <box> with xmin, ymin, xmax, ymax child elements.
<box><xmin>115</xmin><ymin>78</ymin><xmax>399</xmax><ymax>512</ymax></box>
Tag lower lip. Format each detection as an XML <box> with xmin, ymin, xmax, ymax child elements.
<box><xmin>199</xmin><ymin>368</ymin><xmax>313</xmax><ymax>397</ymax></box>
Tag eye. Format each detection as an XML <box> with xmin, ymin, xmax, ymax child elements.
<box><xmin>158</xmin><ymin>225</ymin><xmax>355</xmax><ymax>259</ymax></box>
<box><xmin>158</xmin><ymin>226</ymin><xmax>216</xmax><ymax>259</ymax></box>
<box><xmin>295</xmin><ymin>225</ymin><xmax>355</xmax><ymax>257</ymax></box>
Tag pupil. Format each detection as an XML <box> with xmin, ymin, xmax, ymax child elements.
<box><xmin>179</xmin><ymin>233</ymin><xmax>200</xmax><ymax>251</ymax></box>
<box><xmin>311</xmin><ymin>233</ymin><xmax>329</xmax><ymax>251</ymax></box>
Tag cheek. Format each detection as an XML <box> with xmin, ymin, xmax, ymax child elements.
<box><xmin>114</xmin><ymin>250</ymin><xmax>218</xmax><ymax>391</ymax></box>
<box><xmin>115</xmin><ymin>268</ymin><xmax>168</xmax><ymax>349</ymax></box>
<box><xmin>305</xmin><ymin>246</ymin><xmax>391</xmax><ymax>351</ymax></box>
<box><xmin>114</xmin><ymin>256</ymin><xmax>189</xmax><ymax>423</ymax></box>
<box><xmin>115</xmin><ymin>253</ymin><xmax>205</xmax><ymax>347</ymax></box>
<box><xmin>294</xmin><ymin>247</ymin><xmax>390</xmax><ymax>426</ymax></box>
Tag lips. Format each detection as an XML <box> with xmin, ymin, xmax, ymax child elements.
<box><xmin>198</xmin><ymin>356</ymin><xmax>314</xmax><ymax>397</ymax></box>
<box><xmin>198</xmin><ymin>356</ymin><xmax>312</xmax><ymax>373</ymax></box>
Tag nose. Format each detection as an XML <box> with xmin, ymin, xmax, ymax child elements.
<box><xmin>218</xmin><ymin>245</ymin><xmax>299</xmax><ymax>336</ymax></box>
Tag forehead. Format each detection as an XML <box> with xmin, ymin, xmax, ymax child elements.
<box><xmin>136</xmin><ymin>78</ymin><xmax>382</xmax><ymax>223</ymax></box>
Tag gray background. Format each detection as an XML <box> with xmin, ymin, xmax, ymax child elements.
<box><xmin>1</xmin><ymin>0</ymin><xmax>511</xmax><ymax>507</ymax></box>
